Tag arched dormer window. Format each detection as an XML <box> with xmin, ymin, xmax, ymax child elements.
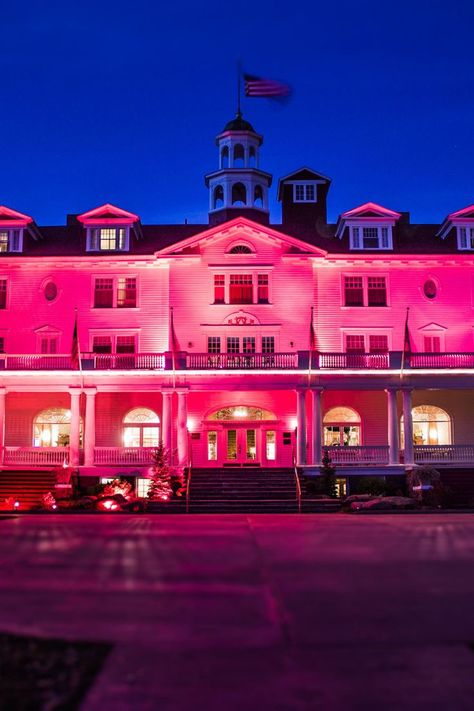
<box><xmin>232</xmin><ymin>182</ymin><xmax>247</xmax><ymax>206</ymax></box>
<box><xmin>254</xmin><ymin>185</ymin><xmax>264</xmax><ymax>208</ymax></box>
<box><xmin>213</xmin><ymin>185</ymin><xmax>224</xmax><ymax>210</ymax></box>
<box><xmin>221</xmin><ymin>146</ymin><xmax>229</xmax><ymax>169</ymax></box>
<box><xmin>233</xmin><ymin>144</ymin><xmax>245</xmax><ymax>167</ymax></box>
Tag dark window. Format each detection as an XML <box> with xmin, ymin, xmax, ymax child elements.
<box><xmin>0</xmin><ymin>280</ymin><xmax>6</xmax><ymax>309</ymax></box>
<box><xmin>229</xmin><ymin>245</ymin><xmax>252</xmax><ymax>254</ymax></box>
<box><xmin>283</xmin><ymin>432</ymin><xmax>292</xmax><ymax>445</ymax></box>
<box><xmin>0</xmin><ymin>337</ymin><xmax>4</xmax><ymax>353</ymax></box>
<box><xmin>93</xmin><ymin>336</ymin><xmax>112</xmax><ymax>353</ymax></box>
<box><xmin>369</xmin><ymin>335</ymin><xmax>388</xmax><ymax>353</ymax></box>
<box><xmin>344</xmin><ymin>277</ymin><xmax>363</xmax><ymax>306</ymax></box>
<box><xmin>116</xmin><ymin>336</ymin><xmax>135</xmax><ymax>353</ymax></box>
<box><xmin>423</xmin><ymin>279</ymin><xmax>437</xmax><ymax>300</ymax></box>
<box><xmin>367</xmin><ymin>277</ymin><xmax>387</xmax><ymax>306</ymax></box>
<box><xmin>214</xmin><ymin>275</ymin><xmax>225</xmax><ymax>303</ymax></box>
<box><xmin>262</xmin><ymin>336</ymin><xmax>275</xmax><ymax>353</ymax></box>
<box><xmin>362</xmin><ymin>227</ymin><xmax>380</xmax><ymax>249</ymax></box>
<box><xmin>44</xmin><ymin>282</ymin><xmax>58</xmax><ymax>302</ymax></box>
<box><xmin>243</xmin><ymin>337</ymin><xmax>255</xmax><ymax>354</ymax></box>
<box><xmin>227</xmin><ymin>337</ymin><xmax>240</xmax><ymax>354</ymax></box>
<box><xmin>257</xmin><ymin>274</ymin><xmax>269</xmax><ymax>303</ymax></box>
<box><xmin>94</xmin><ymin>278</ymin><xmax>113</xmax><ymax>308</ymax></box>
<box><xmin>207</xmin><ymin>337</ymin><xmax>221</xmax><ymax>354</ymax></box>
<box><xmin>345</xmin><ymin>335</ymin><xmax>365</xmax><ymax>354</ymax></box>
<box><xmin>229</xmin><ymin>274</ymin><xmax>252</xmax><ymax>304</ymax></box>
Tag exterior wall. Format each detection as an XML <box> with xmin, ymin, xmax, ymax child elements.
<box><xmin>95</xmin><ymin>392</ymin><xmax>163</xmax><ymax>447</ymax></box>
<box><xmin>5</xmin><ymin>392</ymin><xmax>74</xmax><ymax>446</ymax></box>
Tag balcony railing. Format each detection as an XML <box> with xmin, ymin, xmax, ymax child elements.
<box><xmin>2</xmin><ymin>350</ymin><xmax>474</xmax><ymax>372</ymax></box>
<box><xmin>325</xmin><ymin>445</ymin><xmax>390</xmax><ymax>464</ymax></box>
<box><xmin>413</xmin><ymin>444</ymin><xmax>474</xmax><ymax>463</ymax></box>
<box><xmin>94</xmin><ymin>447</ymin><xmax>157</xmax><ymax>465</ymax></box>
<box><xmin>186</xmin><ymin>352</ymin><xmax>298</xmax><ymax>369</ymax></box>
<box><xmin>3</xmin><ymin>446</ymin><xmax>68</xmax><ymax>466</ymax></box>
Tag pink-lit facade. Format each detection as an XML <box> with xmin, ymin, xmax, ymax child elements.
<box><xmin>1</xmin><ymin>115</ymin><xmax>474</xmax><ymax>493</ymax></box>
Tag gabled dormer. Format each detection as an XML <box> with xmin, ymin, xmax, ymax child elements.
<box><xmin>437</xmin><ymin>204</ymin><xmax>474</xmax><ymax>250</ymax></box>
<box><xmin>335</xmin><ymin>202</ymin><xmax>401</xmax><ymax>250</ymax></box>
<box><xmin>277</xmin><ymin>167</ymin><xmax>331</xmax><ymax>229</ymax></box>
<box><xmin>0</xmin><ymin>206</ymin><xmax>41</xmax><ymax>254</ymax></box>
<box><xmin>77</xmin><ymin>203</ymin><xmax>142</xmax><ymax>253</ymax></box>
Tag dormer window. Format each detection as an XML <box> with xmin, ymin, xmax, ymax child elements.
<box><xmin>350</xmin><ymin>225</ymin><xmax>392</xmax><ymax>250</ymax></box>
<box><xmin>0</xmin><ymin>229</ymin><xmax>23</xmax><ymax>253</ymax></box>
<box><xmin>87</xmin><ymin>226</ymin><xmax>129</xmax><ymax>252</ymax></box>
<box><xmin>457</xmin><ymin>226</ymin><xmax>474</xmax><ymax>250</ymax></box>
<box><xmin>293</xmin><ymin>183</ymin><xmax>316</xmax><ymax>202</ymax></box>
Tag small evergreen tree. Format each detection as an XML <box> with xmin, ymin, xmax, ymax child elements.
<box><xmin>319</xmin><ymin>449</ymin><xmax>337</xmax><ymax>498</ymax></box>
<box><xmin>148</xmin><ymin>443</ymin><xmax>173</xmax><ymax>501</ymax></box>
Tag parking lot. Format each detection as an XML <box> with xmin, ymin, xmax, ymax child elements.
<box><xmin>1</xmin><ymin>512</ymin><xmax>474</xmax><ymax>709</ymax></box>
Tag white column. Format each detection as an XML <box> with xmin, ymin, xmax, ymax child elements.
<box><xmin>296</xmin><ymin>389</ymin><xmax>307</xmax><ymax>466</ymax></box>
<box><xmin>403</xmin><ymin>389</ymin><xmax>414</xmax><ymax>466</ymax></box>
<box><xmin>161</xmin><ymin>390</ymin><xmax>172</xmax><ymax>455</ymax></box>
<box><xmin>69</xmin><ymin>388</ymin><xmax>81</xmax><ymax>467</ymax></box>
<box><xmin>0</xmin><ymin>388</ymin><xmax>5</xmax><ymax>465</ymax></box>
<box><xmin>311</xmin><ymin>388</ymin><xmax>323</xmax><ymax>465</ymax></box>
<box><xmin>387</xmin><ymin>389</ymin><xmax>399</xmax><ymax>465</ymax></box>
<box><xmin>177</xmin><ymin>389</ymin><xmax>188</xmax><ymax>467</ymax></box>
<box><xmin>84</xmin><ymin>388</ymin><xmax>96</xmax><ymax>467</ymax></box>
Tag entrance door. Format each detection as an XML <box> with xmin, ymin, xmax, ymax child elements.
<box><xmin>226</xmin><ymin>428</ymin><xmax>258</xmax><ymax>464</ymax></box>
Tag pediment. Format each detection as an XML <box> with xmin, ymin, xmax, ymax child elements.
<box><xmin>77</xmin><ymin>203</ymin><xmax>139</xmax><ymax>225</ymax></box>
<box><xmin>447</xmin><ymin>204</ymin><xmax>474</xmax><ymax>220</ymax></box>
<box><xmin>418</xmin><ymin>322</ymin><xmax>447</xmax><ymax>332</ymax></box>
<box><xmin>0</xmin><ymin>205</ymin><xmax>33</xmax><ymax>226</ymax></box>
<box><xmin>156</xmin><ymin>216</ymin><xmax>327</xmax><ymax>257</ymax></box>
<box><xmin>341</xmin><ymin>202</ymin><xmax>401</xmax><ymax>220</ymax></box>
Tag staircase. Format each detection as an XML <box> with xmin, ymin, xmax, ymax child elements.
<box><xmin>0</xmin><ymin>470</ymin><xmax>57</xmax><ymax>511</ymax></box>
<box><xmin>188</xmin><ymin>467</ymin><xmax>299</xmax><ymax>513</ymax></box>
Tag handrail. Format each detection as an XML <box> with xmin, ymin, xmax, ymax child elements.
<box><xmin>292</xmin><ymin>449</ymin><xmax>302</xmax><ymax>514</ymax></box>
<box><xmin>185</xmin><ymin>447</ymin><xmax>192</xmax><ymax>514</ymax></box>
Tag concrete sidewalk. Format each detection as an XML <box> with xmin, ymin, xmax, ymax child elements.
<box><xmin>1</xmin><ymin>513</ymin><xmax>474</xmax><ymax>709</ymax></box>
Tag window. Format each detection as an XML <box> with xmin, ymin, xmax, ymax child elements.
<box><xmin>40</xmin><ymin>336</ymin><xmax>58</xmax><ymax>354</ymax></box>
<box><xmin>214</xmin><ymin>275</ymin><xmax>225</xmax><ymax>304</ymax></box>
<box><xmin>230</xmin><ymin>274</ymin><xmax>253</xmax><ymax>304</ymax></box>
<box><xmin>293</xmin><ymin>183</ymin><xmax>316</xmax><ymax>202</ymax></box>
<box><xmin>0</xmin><ymin>337</ymin><xmax>4</xmax><ymax>353</ymax></box>
<box><xmin>401</xmin><ymin>405</ymin><xmax>451</xmax><ymax>447</ymax></box>
<box><xmin>265</xmin><ymin>431</ymin><xmax>276</xmax><ymax>460</ymax></box>
<box><xmin>323</xmin><ymin>407</ymin><xmax>360</xmax><ymax>447</ymax></box>
<box><xmin>87</xmin><ymin>227</ymin><xmax>128</xmax><ymax>251</ymax></box>
<box><xmin>44</xmin><ymin>281</ymin><xmax>58</xmax><ymax>302</ymax></box>
<box><xmin>207</xmin><ymin>337</ymin><xmax>221</xmax><ymax>353</ymax></box>
<box><xmin>116</xmin><ymin>336</ymin><xmax>135</xmax><ymax>353</ymax></box>
<box><xmin>243</xmin><ymin>337</ymin><xmax>255</xmax><ymax>354</ymax></box>
<box><xmin>92</xmin><ymin>334</ymin><xmax>137</xmax><ymax>354</ymax></box>
<box><xmin>350</xmin><ymin>225</ymin><xmax>392</xmax><ymax>250</ymax></box>
<box><xmin>423</xmin><ymin>279</ymin><xmax>437</xmax><ymax>300</ymax></box>
<box><xmin>207</xmin><ymin>431</ymin><xmax>217</xmax><ymax>460</ymax></box>
<box><xmin>343</xmin><ymin>275</ymin><xmax>388</xmax><ymax>307</ymax></box>
<box><xmin>344</xmin><ymin>333</ymin><xmax>389</xmax><ymax>354</ymax></box>
<box><xmin>227</xmin><ymin>336</ymin><xmax>240</xmax><ymax>353</ymax></box>
<box><xmin>345</xmin><ymin>335</ymin><xmax>365</xmax><ymax>353</ymax></box>
<box><xmin>123</xmin><ymin>408</ymin><xmax>159</xmax><ymax>448</ymax></box>
<box><xmin>137</xmin><ymin>478</ymin><xmax>152</xmax><ymax>498</ymax></box>
<box><xmin>33</xmin><ymin>407</ymin><xmax>83</xmax><ymax>448</ymax></box>
<box><xmin>369</xmin><ymin>335</ymin><xmax>388</xmax><ymax>353</ymax></box>
<box><xmin>424</xmin><ymin>336</ymin><xmax>441</xmax><ymax>353</ymax></box>
<box><xmin>257</xmin><ymin>274</ymin><xmax>269</xmax><ymax>303</ymax></box>
<box><xmin>229</xmin><ymin>245</ymin><xmax>252</xmax><ymax>254</ymax></box>
<box><xmin>457</xmin><ymin>226</ymin><xmax>474</xmax><ymax>250</ymax></box>
<box><xmin>93</xmin><ymin>336</ymin><xmax>112</xmax><ymax>353</ymax></box>
<box><xmin>94</xmin><ymin>276</ymin><xmax>137</xmax><ymax>308</ymax></box>
<box><xmin>0</xmin><ymin>279</ymin><xmax>6</xmax><ymax>309</ymax></box>
<box><xmin>262</xmin><ymin>336</ymin><xmax>275</xmax><ymax>353</ymax></box>
<box><xmin>0</xmin><ymin>229</ymin><xmax>22</xmax><ymax>253</ymax></box>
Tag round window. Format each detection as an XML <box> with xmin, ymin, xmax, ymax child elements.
<box><xmin>423</xmin><ymin>279</ymin><xmax>437</xmax><ymax>300</ymax></box>
<box><xmin>44</xmin><ymin>281</ymin><xmax>58</xmax><ymax>302</ymax></box>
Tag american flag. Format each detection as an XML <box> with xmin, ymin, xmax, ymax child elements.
<box><xmin>71</xmin><ymin>312</ymin><xmax>79</xmax><ymax>369</ymax></box>
<box><xmin>244</xmin><ymin>74</ymin><xmax>291</xmax><ymax>98</ymax></box>
<box><xmin>309</xmin><ymin>307</ymin><xmax>317</xmax><ymax>351</ymax></box>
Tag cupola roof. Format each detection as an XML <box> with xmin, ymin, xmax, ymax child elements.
<box><xmin>222</xmin><ymin>111</ymin><xmax>256</xmax><ymax>133</ymax></box>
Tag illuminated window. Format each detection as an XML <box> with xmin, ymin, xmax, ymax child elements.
<box><xmin>209</xmin><ymin>406</ymin><xmax>275</xmax><ymax>421</ymax></box>
<box><xmin>323</xmin><ymin>407</ymin><xmax>361</xmax><ymax>447</ymax></box>
<box><xmin>401</xmin><ymin>405</ymin><xmax>451</xmax><ymax>447</ymax></box>
<box><xmin>350</xmin><ymin>225</ymin><xmax>392</xmax><ymax>250</ymax></box>
<box><xmin>94</xmin><ymin>276</ymin><xmax>137</xmax><ymax>308</ymax></box>
<box><xmin>0</xmin><ymin>229</ymin><xmax>22</xmax><ymax>253</ymax></box>
<box><xmin>123</xmin><ymin>408</ymin><xmax>159</xmax><ymax>447</ymax></box>
<box><xmin>33</xmin><ymin>407</ymin><xmax>82</xmax><ymax>448</ymax></box>
<box><xmin>116</xmin><ymin>278</ymin><xmax>137</xmax><ymax>308</ymax></box>
<box><xmin>207</xmin><ymin>431</ymin><xmax>217</xmax><ymax>460</ymax></box>
<box><xmin>293</xmin><ymin>183</ymin><xmax>316</xmax><ymax>202</ymax></box>
<box><xmin>265</xmin><ymin>430</ymin><xmax>276</xmax><ymax>460</ymax></box>
<box><xmin>88</xmin><ymin>227</ymin><xmax>128</xmax><ymax>251</ymax></box>
<box><xmin>136</xmin><ymin>478</ymin><xmax>152</xmax><ymax>497</ymax></box>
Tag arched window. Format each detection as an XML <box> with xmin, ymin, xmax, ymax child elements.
<box><xmin>233</xmin><ymin>143</ymin><xmax>245</xmax><ymax>167</ymax></box>
<box><xmin>208</xmin><ymin>406</ymin><xmax>276</xmax><ymax>421</ymax></box>
<box><xmin>221</xmin><ymin>146</ymin><xmax>229</xmax><ymax>169</ymax></box>
<box><xmin>400</xmin><ymin>405</ymin><xmax>451</xmax><ymax>447</ymax></box>
<box><xmin>123</xmin><ymin>408</ymin><xmax>160</xmax><ymax>447</ymax></box>
<box><xmin>232</xmin><ymin>182</ymin><xmax>247</xmax><ymax>206</ymax></box>
<box><xmin>33</xmin><ymin>407</ymin><xmax>82</xmax><ymax>447</ymax></box>
<box><xmin>249</xmin><ymin>146</ymin><xmax>256</xmax><ymax>167</ymax></box>
<box><xmin>213</xmin><ymin>185</ymin><xmax>224</xmax><ymax>210</ymax></box>
<box><xmin>323</xmin><ymin>406</ymin><xmax>361</xmax><ymax>446</ymax></box>
<box><xmin>254</xmin><ymin>185</ymin><xmax>264</xmax><ymax>208</ymax></box>
<box><xmin>229</xmin><ymin>244</ymin><xmax>252</xmax><ymax>254</ymax></box>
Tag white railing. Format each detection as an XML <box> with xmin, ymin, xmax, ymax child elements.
<box><xmin>318</xmin><ymin>353</ymin><xmax>390</xmax><ymax>369</ymax></box>
<box><xmin>414</xmin><ymin>445</ymin><xmax>474</xmax><ymax>463</ymax></box>
<box><xmin>94</xmin><ymin>447</ymin><xmax>157</xmax><ymax>465</ymax></box>
<box><xmin>324</xmin><ymin>445</ymin><xmax>390</xmax><ymax>464</ymax></box>
<box><xmin>187</xmin><ymin>352</ymin><xmax>298</xmax><ymax>369</ymax></box>
<box><xmin>3</xmin><ymin>446</ymin><xmax>69</xmax><ymax>465</ymax></box>
<box><xmin>0</xmin><ymin>353</ymin><xmax>166</xmax><ymax>371</ymax></box>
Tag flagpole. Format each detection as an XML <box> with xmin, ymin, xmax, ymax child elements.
<box><xmin>74</xmin><ymin>307</ymin><xmax>84</xmax><ymax>391</ymax></box>
<box><xmin>400</xmin><ymin>306</ymin><xmax>410</xmax><ymax>381</ymax></box>
<box><xmin>237</xmin><ymin>58</ymin><xmax>242</xmax><ymax>115</ymax></box>
<box><xmin>308</xmin><ymin>306</ymin><xmax>314</xmax><ymax>387</ymax></box>
<box><xmin>170</xmin><ymin>306</ymin><xmax>176</xmax><ymax>391</ymax></box>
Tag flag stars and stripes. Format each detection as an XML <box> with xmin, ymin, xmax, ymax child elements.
<box><xmin>243</xmin><ymin>74</ymin><xmax>291</xmax><ymax>98</ymax></box>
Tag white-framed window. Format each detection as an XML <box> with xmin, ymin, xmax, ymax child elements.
<box><xmin>343</xmin><ymin>331</ymin><xmax>390</xmax><ymax>353</ymax></box>
<box><xmin>93</xmin><ymin>276</ymin><xmax>137</xmax><ymax>308</ymax></box>
<box><xmin>91</xmin><ymin>332</ymin><xmax>138</xmax><ymax>354</ymax></box>
<box><xmin>349</xmin><ymin>225</ymin><xmax>392</xmax><ymax>250</ymax></box>
<box><xmin>136</xmin><ymin>478</ymin><xmax>152</xmax><ymax>498</ymax></box>
<box><xmin>292</xmin><ymin>183</ymin><xmax>317</xmax><ymax>203</ymax></box>
<box><xmin>418</xmin><ymin>324</ymin><xmax>446</xmax><ymax>353</ymax></box>
<box><xmin>457</xmin><ymin>226</ymin><xmax>474</xmax><ymax>250</ymax></box>
<box><xmin>343</xmin><ymin>275</ymin><xmax>388</xmax><ymax>307</ymax></box>
<box><xmin>211</xmin><ymin>271</ymin><xmax>272</xmax><ymax>305</ymax></box>
<box><xmin>0</xmin><ymin>229</ymin><xmax>23</xmax><ymax>253</ymax></box>
<box><xmin>87</xmin><ymin>226</ymin><xmax>129</xmax><ymax>252</ymax></box>
<box><xmin>123</xmin><ymin>408</ymin><xmax>160</xmax><ymax>447</ymax></box>
<box><xmin>207</xmin><ymin>334</ymin><xmax>277</xmax><ymax>353</ymax></box>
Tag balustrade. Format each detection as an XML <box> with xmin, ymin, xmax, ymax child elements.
<box><xmin>94</xmin><ymin>447</ymin><xmax>157</xmax><ymax>465</ymax></box>
<box><xmin>3</xmin><ymin>447</ymin><xmax>69</xmax><ymax>465</ymax></box>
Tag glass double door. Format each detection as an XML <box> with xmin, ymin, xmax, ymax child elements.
<box><xmin>226</xmin><ymin>428</ymin><xmax>257</xmax><ymax>463</ymax></box>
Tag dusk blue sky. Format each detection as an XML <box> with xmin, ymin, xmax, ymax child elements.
<box><xmin>2</xmin><ymin>1</ymin><xmax>474</xmax><ymax>226</ymax></box>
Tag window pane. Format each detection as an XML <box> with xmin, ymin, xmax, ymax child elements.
<box><xmin>246</xmin><ymin>429</ymin><xmax>257</xmax><ymax>459</ymax></box>
<box><xmin>344</xmin><ymin>276</ymin><xmax>363</xmax><ymax>306</ymax></box>
<box><xmin>116</xmin><ymin>336</ymin><xmax>135</xmax><ymax>353</ymax></box>
<box><xmin>367</xmin><ymin>276</ymin><xmax>387</xmax><ymax>306</ymax></box>
<box><xmin>94</xmin><ymin>278</ymin><xmax>113</xmax><ymax>308</ymax></box>
<box><xmin>214</xmin><ymin>275</ymin><xmax>225</xmax><ymax>304</ymax></box>
<box><xmin>207</xmin><ymin>337</ymin><xmax>221</xmax><ymax>353</ymax></box>
<box><xmin>207</xmin><ymin>431</ymin><xmax>217</xmax><ymax>460</ymax></box>
<box><xmin>99</xmin><ymin>228</ymin><xmax>118</xmax><ymax>250</ymax></box>
<box><xmin>262</xmin><ymin>336</ymin><xmax>275</xmax><ymax>353</ymax></box>
<box><xmin>93</xmin><ymin>336</ymin><xmax>112</xmax><ymax>353</ymax></box>
<box><xmin>243</xmin><ymin>337</ymin><xmax>255</xmax><ymax>353</ymax></box>
<box><xmin>369</xmin><ymin>335</ymin><xmax>388</xmax><ymax>353</ymax></box>
<box><xmin>227</xmin><ymin>337</ymin><xmax>239</xmax><ymax>353</ymax></box>
<box><xmin>229</xmin><ymin>274</ymin><xmax>253</xmax><ymax>304</ymax></box>
<box><xmin>257</xmin><ymin>274</ymin><xmax>269</xmax><ymax>303</ymax></box>
<box><xmin>346</xmin><ymin>335</ymin><xmax>365</xmax><ymax>353</ymax></box>
<box><xmin>117</xmin><ymin>277</ymin><xmax>136</xmax><ymax>308</ymax></box>
<box><xmin>266</xmin><ymin>430</ymin><xmax>276</xmax><ymax>460</ymax></box>
<box><xmin>0</xmin><ymin>232</ymin><xmax>8</xmax><ymax>252</ymax></box>
<box><xmin>362</xmin><ymin>227</ymin><xmax>380</xmax><ymax>249</ymax></box>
